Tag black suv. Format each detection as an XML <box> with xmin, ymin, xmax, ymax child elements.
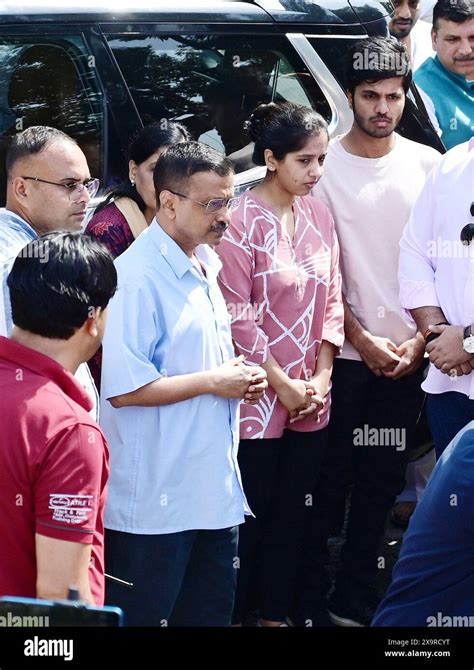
<box><xmin>0</xmin><ymin>0</ymin><xmax>443</xmax><ymax>202</ymax></box>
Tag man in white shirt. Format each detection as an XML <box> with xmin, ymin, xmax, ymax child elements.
<box><xmin>101</xmin><ymin>142</ymin><xmax>267</xmax><ymax>626</ymax></box>
<box><xmin>399</xmin><ymin>138</ymin><xmax>474</xmax><ymax>455</ymax></box>
<box><xmin>298</xmin><ymin>37</ymin><xmax>440</xmax><ymax>628</ymax></box>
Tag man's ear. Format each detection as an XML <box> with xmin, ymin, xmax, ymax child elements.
<box><xmin>159</xmin><ymin>190</ymin><xmax>177</xmax><ymax>219</ymax></box>
<box><xmin>85</xmin><ymin>306</ymin><xmax>103</xmax><ymax>338</ymax></box>
<box><xmin>347</xmin><ymin>91</ymin><xmax>354</xmax><ymax>110</ymax></box>
<box><xmin>431</xmin><ymin>27</ymin><xmax>437</xmax><ymax>51</ymax></box>
<box><xmin>10</xmin><ymin>176</ymin><xmax>29</xmax><ymax>202</ymax></box>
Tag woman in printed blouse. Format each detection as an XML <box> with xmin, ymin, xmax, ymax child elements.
<box><xmin>85</xmin><ymin>120</ymin><xmax>189</xmax><ymax>387</ymax></box>
<box><xmin>216</xmin><ymin>102</ymin><xmax>344</xmax><ymax>627</ymax></box>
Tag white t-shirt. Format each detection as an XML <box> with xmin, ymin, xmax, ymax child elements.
<box><xmin>313</xmin><ymin>134</ymin><xmax>440</xmax><ymax>361</ymax></box>
<box><xmin>411</xmin><ymin>19</ymin><xmax>434</xmax><ymax>72</ymax></box>
<box><xmin>419</xmin><ymin>0</ymin><xmax>435</xmax><ymax>22</ymax></box>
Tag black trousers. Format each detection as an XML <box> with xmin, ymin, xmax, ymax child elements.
<box><xmin>233</xmin><ymin>427</ymin><xmax>328</xmax><ymax>623</ymax></box>
<box><xmin>297</xmin><ymin>358</ymin><xmax>426</xmax><ymax>609</ymax></box>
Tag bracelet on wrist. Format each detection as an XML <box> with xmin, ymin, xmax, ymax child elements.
<box><xmin>423</xmin><ymin>321</ymin><xmax>449</xmax><ymax>344</ymax></box>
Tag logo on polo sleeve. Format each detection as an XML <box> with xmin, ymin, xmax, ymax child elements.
<box><xmin>48</xmin><ymin>494</ymin><xmax>94</xmax><ymax>525</ymax></box>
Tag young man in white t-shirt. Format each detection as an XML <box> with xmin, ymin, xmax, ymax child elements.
<box><xmin>297</xmin><ymin>36</ymin><xmax>440</xmax><ymax>628</ymax></box>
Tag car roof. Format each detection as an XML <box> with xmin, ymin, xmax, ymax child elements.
<box><xmin>0</xmin><ymin>0</ymin><xmax>390</xmax><ymax>25</ymax></box>
<box><xmin>0</xmin><ymin>1</ymin><xmax>270</xmax><ymax>22</ymax></box>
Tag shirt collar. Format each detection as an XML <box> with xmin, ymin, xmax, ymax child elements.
<box><xmin>0</xmin><ymin>336</ymin><xmax>93</xmax><ymax>412</ymax></box>
<box><xmin>149</xmin><ymin>217</ymin><xmax>222</xmax><ymax>281</ymax></box>
<box><xmin>434</xmin><ymin>55</ymin><xmax>474</xmax><ymax>90</ymax></box>
<box><xmin>0</xmin><ymin>208</ymin><xmax>38</xmax><ymax>239</ymax></box>
<box><xmin>195</xmin><ymin>242</ymin><xmax>222</xmax><ymax>282</ymax></box>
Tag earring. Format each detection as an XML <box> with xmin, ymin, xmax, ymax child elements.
<box><xmin>130</xmin><ymin>178</ymin><xmax>135</xmax><ymax>186</ymax></box>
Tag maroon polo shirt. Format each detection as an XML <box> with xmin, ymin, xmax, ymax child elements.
<box><xmin>0</xmin><ymin>336</ymin><xmax>109</xmax><ymax>605</ymax></box>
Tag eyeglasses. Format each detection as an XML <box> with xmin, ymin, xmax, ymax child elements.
<box><xmin>22</xmin><ymin>176</ymin><xmax>100</xmax><ymax>202</ymax></box>
<box><xmin>167</xmin><ymin>189</ymin><xmax>239</xmax><ymax>213</ymax></box>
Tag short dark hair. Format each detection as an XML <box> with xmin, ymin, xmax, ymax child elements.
<box><xmin>344</xmin><ymin>37</ymin><xmax>412</xmax><ymax>95</ymax></box>
<box><xmin>245</xmin><ymin>102</ymin><xmax>328</xmax><ymax>165</ymax></box>
<box><xmin>95</xmin><ymin>120</ymin><xmax>190</xmax><ymax>214</ymax></box>
<box><xmin>6</xmin><ymin>126</ymin><xmax>77</xmax><ymax>177</ymax></box>
<box><xmin>8</xmin><ymin>232</ymin><xmax>117</xmax><ymax>340</ymax></box>
<box><xmin>153</xmin><ymin>141</ymin><xmax>234</xmax><ymax>207</ymax></box>
<box><xmin>433</xmin><ymin>0</ymin><xmax>474</xmax><ymax>30</ymax></box>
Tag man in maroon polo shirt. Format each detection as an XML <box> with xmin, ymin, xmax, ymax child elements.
<box><xmin>0</xmin><ymin>232</ymin><xmax>117</xmax><ymax>605</ymax></box>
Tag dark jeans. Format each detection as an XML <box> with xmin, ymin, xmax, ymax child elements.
<box><xmin>105</xmin><ymin>526</ymin><xmax>238</xmax><ymax>626</ymax></box>
<box><xmin>297</xmin><ymin>358</ymin><xmax>426</xmax><ymax>609</ymax></box>
<box><xmin>427</xmin><ymin>391</ymin><xmax>474</xmax><ymax>458</ymax></box>
<box><xmin>233</xmin><ymin>427</ymin><xmax>328</xmax><ymax>623</ymax></box>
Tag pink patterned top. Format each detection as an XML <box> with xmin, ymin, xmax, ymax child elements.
<box><xmin>216</xmin><ymin>191</ymin><xmax>344</xmax><ymax>439</ymax></box>
<box><xmin>85</xmin><ymin>202</ymin><xmax>135</xmax><ymax>390</ymax></box>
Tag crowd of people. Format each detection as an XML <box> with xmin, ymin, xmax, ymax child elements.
<box><xmin>0</xmin><ymin>0</ymin><xmax>473</xmax><ymax>629</ymax></box>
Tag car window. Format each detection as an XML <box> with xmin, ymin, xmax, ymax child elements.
<box><xmin>106</xmin><ymin>33</ymin><xmax>332</xmax><ymax>173</ymax></box>
<box><xmin>0</xmin><ymin>36</ymin><xmax>104</xmax><ymax>204</ymax></box>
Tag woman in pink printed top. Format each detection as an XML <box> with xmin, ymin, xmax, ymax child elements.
<box><xmin>216</xmin><ymin>102</ymin><xmax>344</xmax><ymax>627</ymax></box>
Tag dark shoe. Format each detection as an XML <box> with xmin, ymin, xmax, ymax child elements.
<box><xmin>327</xmin><ymin>593</ymin><xmax>379</xmax><ymax>627</ymax></box>
<box><xmin>390</xmin><ymin>501</ymin><xmax>416</xmax><ymax>528</ymax></box>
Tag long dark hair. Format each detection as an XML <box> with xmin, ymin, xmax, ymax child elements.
<box><xmin>95</xmin><ymin>121</ymin><xmax>190</xmax><ymax>214</ymax></box>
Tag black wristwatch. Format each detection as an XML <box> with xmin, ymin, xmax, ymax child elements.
<box><xmin>462</xmin><ymin>325</ymin><xmax>474</xmax><ymax>354</ymax></box>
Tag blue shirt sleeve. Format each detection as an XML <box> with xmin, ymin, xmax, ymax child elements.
<box><xmin>101</xmin><ymin>280</ymin><xmax>163</xmax><ymax>400</ymax></box>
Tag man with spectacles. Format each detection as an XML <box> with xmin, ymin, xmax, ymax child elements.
<box><xmin>0</xmin><ymin>125</ymin><xmax>100</xmax><ymax>417</ymax></box>
<box><xmin>100</xmin><ymin>141</ymin><xmax>268</xmax><ymax>626</ymax></box>
<box><xmin>399</xmin><ymin>138</ymin><xmax>474</xmax><ymax>457</ymax></box>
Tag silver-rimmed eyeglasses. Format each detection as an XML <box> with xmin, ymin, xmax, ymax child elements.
<box><xmin>22</xmin><ymin>176</ymin><xmax>100</xmax><ymax>202</ymax></box>
<box><xmin>168</xmin><ymin>189</ymin><xmax>239</xmax><ymax>213</ymax></box>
